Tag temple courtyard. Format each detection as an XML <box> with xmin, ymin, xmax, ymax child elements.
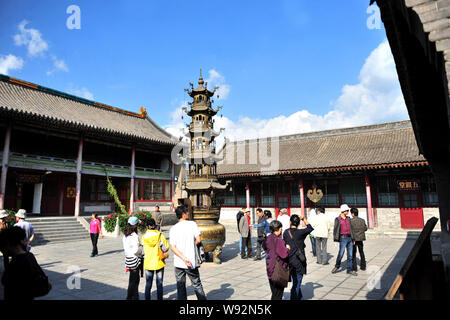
<box><xmin>0</xmin><ymin>221</ymin><xmax>434</xmax><ymax>300</ymax></box>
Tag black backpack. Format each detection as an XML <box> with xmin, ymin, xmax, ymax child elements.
<box><xmin>236</xmin><ymin>211</ymin><xmax>244</xmax><ymax>232</ymax></box>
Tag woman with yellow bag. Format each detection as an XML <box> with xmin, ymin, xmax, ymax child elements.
<box><xmin>142</xmin><ymin>218</ymin><xmax>169</xmax><ymax>300</ymax></box>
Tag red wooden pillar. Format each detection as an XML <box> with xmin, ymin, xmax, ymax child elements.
<box><xmin>365</xmin><ymin>175</ymin><xmax>374</xmax><ymax>229</ymax></box>
<box><xmin>245</xmin><ymin>182</ymin><xmax>250</xmax><ymax>209</ymax></box>
<box><xmin>0</xmin><ymin>126</ymin><xmax>11</xmax><ymax>209</ymax></box>
<box><xmin>58</xmin><ymin>176</ymin><xmax>64</xmax><ymax>216</ymax></box>
<box><xmin>129</xmin><ymin>148</ymin><xmax>135</xmax><ymax>214</ymax></box>
<box><xmin>299</xmin><ymin>178</ymin><xmax>305</xmax><ymax>217</ymax></box>
<box><xmin>74</xmin><ymin>139</ymin><xmax>83</xmax><ymax>216</ymax></box>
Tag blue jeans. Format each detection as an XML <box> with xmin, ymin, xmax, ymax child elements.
<box><xmin>335</xmin><ymin>236</ymin><xmax>353</xmax><ymax>272</ymax></box>
<box><xmin>145</xmin><ymin>268</ymin><xmax>164</xmax><ymax>300</ymax></box>
<box><xmin>290</xmin><ymin>272</ymin><xmax>304</xmax><ymax>300</ymax></box>
<box><xmin>310</xmin><ymin>236</ymin><xmax>316</xmax><ymax>256</ymax></box>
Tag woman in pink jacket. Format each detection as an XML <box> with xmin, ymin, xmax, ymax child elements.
<box><xmin>90</xmin><ymin>213</ymin><xmax>103</xmax><ymax>257</ymax></box>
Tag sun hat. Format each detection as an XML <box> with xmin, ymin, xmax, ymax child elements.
<box><xmin>340</xmin><ymin>204</ymin><xmax>350</xmax><ymax>212</ymax></box>
<box><xmin>15</xmin><ymin>209</ymin><xmax>26</xmax><ymax>219</ymax></box>
<box><xmin>244</xmin><ymin>208</ymin><xmax>251</xmax><ymax>213</ymax></box>
<box><xmin>0</xmin><ymin>210</ymin><xmax>8</xmax><ymax>219</ymax></box>
<box><xmin>127</xmin><ymin>216</ymin><xmax>141</xmax><ymax>226</ymax></box>
<box><xmin>280</xmin><ymin>208</ymin><xmax>288</xmax><ymax>214</ymax></box>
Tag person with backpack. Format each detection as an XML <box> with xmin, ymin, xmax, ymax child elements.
<box><xmin>283</xmin><ymin>214</ymin><xmax>313</xmax><ymax>300</ymax></box>
<box><xmin>142</xmin><ymin>218</ymin><xmax>169</xmax><ymax>300</ymax></box>
<box><xmin>0</xmin><ymin>226</ymin><xmax>51</xmax><ymax>300</ymax></box>
<box><xmin>169</xmin><ymin>205</ymin><xmax>206</xmax><ymax>300</ymax></box>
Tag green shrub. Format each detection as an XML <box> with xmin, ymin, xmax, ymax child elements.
<box><xmin>3</xmin><ymin>209</ymin><xmax>16</xmax><ymax>228</ymax></box>
<box><xmin>103</xmin><ymin>213</ymin><xmax>118</xmax><ymax>233</ymax></box>
<box><xmin>117</xmin><ymin>210</ymin><xmax>153</xmax><ymax>233</ymax></box>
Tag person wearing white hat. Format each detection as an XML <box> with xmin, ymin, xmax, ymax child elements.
<box><xmin>276</xmin><ymin>208</ymin><xmax>291</xmax><ymax>236</ymax></box>
<box><xmin>331</xmin><ymin>204</ymin><xmax>357</xmax><ymax>276</ymax></box>
<box><xmin>0</xmin><ymin>210</ymin><xmax>8</xmax><ymax>231</ymax></box>
<box><xmin>14</xmin><ymin>209</ymin><xmax>35</xmax><ymax>252</ymax></box>
<box><xmin>238</xmin><ymin>208</ymin><xmax>253</xmax><ymax>259</ymax></box>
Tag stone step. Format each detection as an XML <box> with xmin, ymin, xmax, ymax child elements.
<box><xmin>23</xmin><ymin>217</ymin><xmax>93</xmax><ymax>245</ymax></box>
<box><xmin>34</xmin><ymin>231</ymin><xmax>88</xmax><ymax>239</ymax></box>
<box><xmin>33</xmin><ymin>223</ymin><xmax>87</xmax><ymax>231</ymax></box>
<box><xmin>34</xmin><ymin>235</ymin><xmax>90</xmax><ymax>243</ymax></box>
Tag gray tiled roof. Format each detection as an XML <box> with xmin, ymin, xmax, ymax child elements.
<box><xmin>406</xmin><ymin>0</ymin><xmax>450</xmax><ymax>103</ymax></box>
<box><xmin>217</xmin><ymin>120</ymin><xmax>426</xmax><ymax>176</ymax></box>
<box><xmin>0</xmin><ymin>76</ymin><xmax>177</xmax><ymax>145</ymax></box>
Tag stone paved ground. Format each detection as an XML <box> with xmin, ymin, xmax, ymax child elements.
<box><xmin>0</xmin><ymin>222</ymin><xmax>420</xmax><ymax>300</ymax></box>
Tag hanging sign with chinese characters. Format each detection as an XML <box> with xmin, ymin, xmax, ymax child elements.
<box><xmin>18</xmin><ymin>174</ymin><xmax>41</xmax><ymax>184</ymax></box>
<box><xmin>397</xmin><ymin>180</ymin><xmax>420</xmax><ymax>191</ymax></box>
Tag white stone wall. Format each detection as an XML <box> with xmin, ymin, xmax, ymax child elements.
<box><xmin>375</xmin><ymin>208</ymin><xmax>401</xmax><ymax>229</ymax></box>
<box><xmin>423</xmin><ymin>208</ymin><xmax>441</xmax><ymax>231</ymax></box>
<box><xmin>135</xmin><ymin>202</ymin><xmax>173</xmax><ymax>213</ymax></box>
<box><xmin>374</xmin><ymin>207</ymin><xmax>440</xmax><ymax>231</ymax></box>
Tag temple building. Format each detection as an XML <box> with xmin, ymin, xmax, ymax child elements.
<box><xmin>0</xmin><ymin>74</ymin><xmax>178</xmax><ymax>216</ymax></box>
<box><xmin>217</xmin><ymin>120</ymin><xmax>440</xmax><ymax>231</ymax></box>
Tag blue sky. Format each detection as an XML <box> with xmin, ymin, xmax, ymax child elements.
<box><xmin>0</xmin><ymin>0</ymin><xmax>408</xmax><ymax>142</ymax></box>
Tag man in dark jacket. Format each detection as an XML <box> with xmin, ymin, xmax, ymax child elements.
<box><xmin>350</xmin><ymin>208</ymin><xmax>367</xmax><ymax>271</ymax></box>
<box><xmin>254</xmin><ymin>208</ymin><xmax>266</xmax><ymax>260</ymax></box>
<box><xmin>331</xmin><ymin>204</ymin><xmax>357</xmax><ymax>276</ymax></box>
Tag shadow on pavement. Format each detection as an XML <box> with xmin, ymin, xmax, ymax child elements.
<box><xmin>366</xmin><ymin>237</ymin><xmax>416</xmax><ymax>300</ymax></box>
<box><xmin>96</xmin><ymin>249</ymin><xmax>124</xmax><ymax>257</ymax></box>
<box><xmin>207</xmin><ymin>283</ymin><xmax>234</xmax><ymax>300</ymax></box>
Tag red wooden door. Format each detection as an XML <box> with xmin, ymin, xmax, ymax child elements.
<box><xmin>40</xmin><ymin>175</ymin><xmax>59</xmax><ymax>215</ymax></box>
<box><xmin>63</xmin><ymin>176</ymin><xmax>76</xmax><ymax>215</ymax></box>
<box><xmin>399</xmin><ymin>192</ymin><xmax>424</xmax><ymax>229</ymax></box>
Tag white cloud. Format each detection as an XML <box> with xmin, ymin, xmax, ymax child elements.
<box><xmin>47</xmin><ymin>55</ymin><xmax>69</xmax><ymax>75</ymax></box>
<box><xmin>13</xmin><ymin>20</ymin><xmax>49</xmax><ymax>57</ymax></box>
<box><xmin>0</xmin><ymin>54</ymin><xmax>24</xmax><ymax>75</ymax></box>
<box><xmin>206</xmin><ymin>69</ymin><xmax>231</xmax><ymax>100</ymax></box>
<box><xmin>68</xmin><ymin>86</ymin><xmax>94</xmax><ymax>100</ymax></box>
<box><xmin>165</xmin><ymin>101</ymin><xmax>190</xmax><ymax>142</ymax></box>
<box><xmin>165</xmin><ymin>40</ymin><xmax>408</xmax><ymax>149</ymax></box>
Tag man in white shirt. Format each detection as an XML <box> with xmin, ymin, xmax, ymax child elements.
<box><xmin>14</xmin><ymin>209</ymin><xmax>34</xmax><ymax>252</ymax></box>
<box><xmin>169</xmin><ymin>205</ymin><xmax>207</xmax><ymax>300</ymax></box>
<box><xmin>277</xmin><ymin>208</ymin><xmax>291</xmax><ymax>235</ymax></box>
<box><xmin>308</xmin><ymin>208</ymin><xmax>317</xmax><ymax>257</ymax></box>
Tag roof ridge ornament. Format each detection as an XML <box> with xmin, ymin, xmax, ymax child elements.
<box><xmin>139</xmin><ymin>107</ymin><xmax>147</xmax><ymax>118</ymax></box>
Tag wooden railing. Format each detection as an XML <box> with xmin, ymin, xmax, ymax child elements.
<box><xmin>2</xmin><ymin>152</ymin><xmax>170</xmax><ymax>179</ymax></box>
